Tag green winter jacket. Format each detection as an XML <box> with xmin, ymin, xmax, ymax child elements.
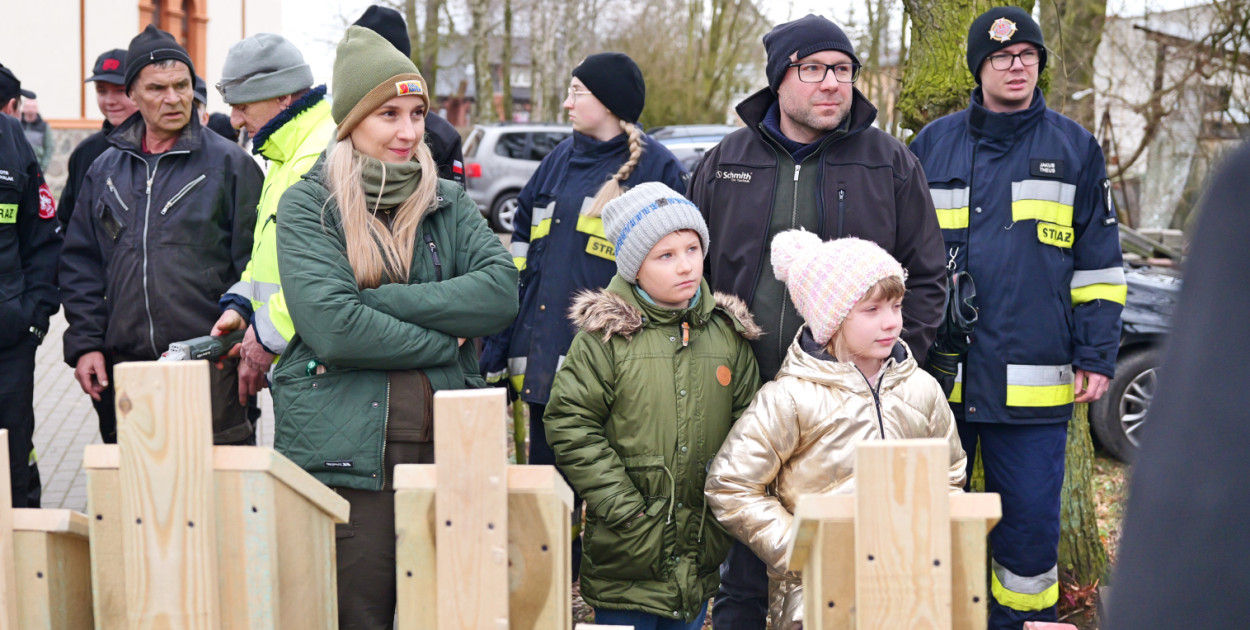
<box><xmin>272</xmin><ymin>157</ymin><xmax>518</xmax><ymax>491</ymax></box>
<box><xmin>544</xmin><ymin>276</ymin><xmax>762</xmax><ymax>621</ymax></box>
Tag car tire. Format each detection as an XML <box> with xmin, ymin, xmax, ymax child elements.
<box><xmin>1091</xmin><ymin>347</ymin><xmax>1160</xmax><ymax>464</ymax></box>
<box><xmin>490</xmin><ymin>191</ymin><xmax>520</xmax><ymax>233</ymax></box>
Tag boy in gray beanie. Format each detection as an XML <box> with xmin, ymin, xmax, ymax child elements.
<box><xmin>544</xmin><ymin>182</ymin><xmax>761</xmax><ymax>628</ymax></box>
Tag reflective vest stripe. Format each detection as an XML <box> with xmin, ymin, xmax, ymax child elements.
<box><xmin>228</xmin><ymin>278</ymin><xmax>255</xmax><ymax>301</ymax></box>
<box><xmin>1005</xmin><ymin>364</ymin><xmax>1074</xmax><ymax>407</ymax></box>
<box><xmin>1011</xmin><ymin>179</ymin><xmax>1076</xmax><ymax>226</ymax></box>
<box><xmin>576</xmin><ymin>214</ymin><xmax>607</xmax><ymax>239</ymax></box>
<box><xmin>929</xmin><ymin>187</ymin><xmax>970</xmax><ymax>230</ymax></box>
<box><xmin>507</xmin><ymin>356</ymin><xmax>527</xmax><ymax>393</ymax></box>
<box><xmin>1071</xmin><ymin>267</ymin><xmax>1128</xmax><ymax>306</ymax></box>
<box><xmin>511</xmin><ymin>241</ymin><xmax>529</xmax><ymax>271</ymax></box>
<box><xmin>949</xmin><ymin>362</ymin><xmax>964</xmax><ymax>404</ymax></box>
<box><xmin>991</xmin><ymin>560</ymin><xmax>1060</xmax><ymax>611</ymax></box>
<box><xmin>254</xmin><ymin>301</ymin><xmax>290</xmax><ymax>357</ymax></box>
<box><xmin>530</xmin><ymin>201</ymin><xmax>556</xmax><ymax>241</ymax></box>
<box><xmin>531</xmin><ymin>218</ymin><xmax>553</xmax><ymax>241</ymax></box>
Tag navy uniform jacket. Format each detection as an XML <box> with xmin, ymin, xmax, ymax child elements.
<box><xmin>486</xmin><ymin>131</ymin><xmax>686</xmax><ymax>406</ymax></box>
<box><xmin>0</xmin><ymin>113</ymin><xmax>60</xmax><ymax>350</ymax></box>
<box><xmin>910</xmin><ymin>89</ymin><xmax>1124</xmax><ymax>425</ymax></box>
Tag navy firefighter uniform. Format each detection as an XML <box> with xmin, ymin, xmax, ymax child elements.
<box><xmin>0</xmin><ymin>112</ymin><xmax>61</xmax><ymax>508</ymax></box>
<box><xmin>910</xmin><ymin>86</ymin><xmax>1125</xmax><ymax>628</ymax></box>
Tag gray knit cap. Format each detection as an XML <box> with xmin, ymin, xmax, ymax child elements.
<box><xmin>602</xmin><ymin>182</ymin><xmax>710</xmax><ymax>284</ymax></box>
<box><xmin>217</xmin><ymin>33</ymin><xmax>313</xmax><ymax>104</ymax></box>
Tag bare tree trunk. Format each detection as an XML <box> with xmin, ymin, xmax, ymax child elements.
<box><xmin>422</xmin><ymin>0</ymin><xmax>444</xmax><ymax>98</ymax></box>
<box><xmin>502</xmin><ymin>0</ymin><xmax>514</xmax><ymax>121</ymax></box>
<box><xmin>1059</xmin><ymin>403</ymin><xmax>1110</xmax><ymax>585</ymax></box>
<box><xmin>1040</xmin><ymin>0</ymin><xmax>1107</xmax><ymax>131</ymax></box>
<box><xmin>469</xmin><ymin>0</ymin><xmax>493</xmax><ymax>123</ymax></box>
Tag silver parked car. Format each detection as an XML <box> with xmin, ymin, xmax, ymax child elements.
<box><xmin>648</xmin><ymin>124</ymin><xmax>739</xmax><ymax>172</ymax></box>
<box><xmin>463</xmin><ymin>123</ymin><xmax>572</xmax><ymax>232</ymax></box>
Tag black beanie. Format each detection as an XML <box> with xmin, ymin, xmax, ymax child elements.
<box><xmin>571</xmin><ymin>53</ymin><xmax>645</xmax><ymax>124</ymax></box>
<box><xmin>763</xmin><ymin>14</ymin><xmax>860</xmax><ymax>95</ymax></box>
<box><xmin>967</xmin><ymin>6</ymin><xmax>1046</xmax><ymax>84</ymax></box>
<box><xmin>354</xmin><ymin>5</ymin><xmax>411</xmax><ymax>57</ymax></box>
<box><xmin>124</xmin><ymin>24</ymin><xmax>195</xmax><ymax>91</ymax></box>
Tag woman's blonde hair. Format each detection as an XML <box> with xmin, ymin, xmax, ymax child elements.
<box><xmin>323</xmin><ymin>136</ymin><xmax>439</xmax><ymax>289</ymax></box>
<box><xmin>827</xmin><ymin>275</ymin><xmax>907</xmax><ymax>362</ymax></box>
<box><xmin>583</xmin><ymin>120</ymin><xmax>645</xmax><ymax>218</ymax></box>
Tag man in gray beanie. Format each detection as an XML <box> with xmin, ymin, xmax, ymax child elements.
<box><xmin>687</xmin><ymin>13</ymin><xmax>947</xmax><ymax>630</ymax></box>
<box><xmin>210</xmin><ymin>33</ymin><xmax>335</xmax><ymax>408</ymax></box>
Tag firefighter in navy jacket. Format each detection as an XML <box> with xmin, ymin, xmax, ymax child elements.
<box><xmin>910</xmin><ymin>8</ymin><xmax>1124</xmax><ymax>630</ymax></box>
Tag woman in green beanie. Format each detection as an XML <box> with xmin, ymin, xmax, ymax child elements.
<box><xmin>270</xmin><ymin>26</ymin><xmax>518</xmax><ymax>628</ymax></box>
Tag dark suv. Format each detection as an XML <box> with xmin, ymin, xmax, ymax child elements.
<box><xmin>463</xmin><ymin>123</ymin><xmax>572</xmax><ymax>232</ymax></box>
<box><xmin>1090</xmin><ymin>263</ymin><xmax>1182</xmax><ymax>463</ymax></box>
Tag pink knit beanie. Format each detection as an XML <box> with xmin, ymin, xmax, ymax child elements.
<box><xmin>771</xmin><ymin>231</ymin><xmax>907</xmax><ymax>345</ymax></box>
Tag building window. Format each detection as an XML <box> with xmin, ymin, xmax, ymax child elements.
<box><xmin>138</xmin><ymin>0</ymin><xmax>208</xmax><ymax>76</ymax></box>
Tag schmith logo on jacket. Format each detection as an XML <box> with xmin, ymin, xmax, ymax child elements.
<box><xmin>715</xmin><ymin>170</ymin><xmax>753</xmax><ymax>184</ymax></box>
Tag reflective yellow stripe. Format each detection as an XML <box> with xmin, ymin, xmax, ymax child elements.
<box><xmin>1012</xmin><ymin>200</ymin><xmax>1073</xmax><ymax>226</ymax></box>
<box><xmin>1006</xmin><ymin>364</ymin><xmax>1074</xmax><ymax>407</ymax></box>
<box><xmin>509</xmin><ymin>374</ymin><xmax>524</xmax><ymax>393</ymax></box>
<box><xmin>513</xmin><ymin>257</ymin><xmax>527</xmax><ymax>271</ymax></box>
<box><xmin>991</xmin><ymin>563</ymin><xmax>1060</xmax><ymax>611</ymax></box>
<box><xmin>530</xmin><ymin>217</ymin><xmax>553</xmax><ymax>241</ymax></box>
<box><xmin>576</xmin><ymin>214</ymin><xmax>607</xmax><ymax>239</ymax></box>
<box><xmin>936</xmin><ymin>207</ymin><xmax>970</xmax><ymax>230</ymax></box>
<box><xmin>1072</xmin><ymin>283</ymin><xmax>1128</xmax><ymax>306</ymax></box>
<box><xmin>948</xmin><ymin>362</ymin><xmax>964</xmax><ymax>403</ymax></box>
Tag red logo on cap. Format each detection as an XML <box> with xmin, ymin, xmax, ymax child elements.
<box><xmin>38</xmin><ymin>183</ymin><xmax>56</xmax><ymax>220</ymax></box>
<box><xmin>102</xmin><ymin>59</ymin><xmax>121</xmax><ymax>72</ymax></box>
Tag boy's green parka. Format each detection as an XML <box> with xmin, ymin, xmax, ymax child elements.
<box><xmin>544</xmin><ymin>275</ymin><xmax>762</xmax><ymax>621</ymax></box>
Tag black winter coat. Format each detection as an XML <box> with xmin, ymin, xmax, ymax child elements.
<box><xmin>60</xmin><ymin>114</ymin><xmax>262</xmax><ymax>365</ymax></box>
<box><xmin>0</xmin><ymin>113</ymin><xmax>60</xmax><ymax>350</ymax></box>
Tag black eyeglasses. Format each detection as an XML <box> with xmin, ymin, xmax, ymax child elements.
<box><xmin>988</xmin><ymin>49</ymin><xmax>1040</xmax><ymax>71</ymax></box>
<box><xmin>787</xmin><ymin>62</ymin><xmax>861</xmax><ymax>84</ymax></box>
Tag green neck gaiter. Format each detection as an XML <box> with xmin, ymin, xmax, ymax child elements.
<box><xmin>359</xmin><ymin>152</ymin><xmax>423</xmax><ymax>210</ymax></box>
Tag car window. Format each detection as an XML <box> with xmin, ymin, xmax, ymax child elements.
<box><xmin>495</xmin><ymin>133</ymin><xmax>529</xmax><ymax>159</ymax></box>
<box><xmin>529</xmin><ymin>132</ymin><xmax>568</xmax><ymax>161</ymax></box>
<box><xmin>464</xmin><ymin>128</ymin><xmax>485</xmax><ymax>158</ymax></box>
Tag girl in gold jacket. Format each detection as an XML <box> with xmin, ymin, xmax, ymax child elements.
<box><xmin>704</xmin><ymin>231</ymin><xmax>967</xmax><ymax>629</ymax></box>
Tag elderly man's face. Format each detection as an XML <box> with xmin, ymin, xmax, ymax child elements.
<box><xmin>21</xmin><ymin>98</ymin><xmax>38</xmax><ymax>122</ymax></box>
<box><xmin>131</xmin><ymin>62</ymin><xmax>193</xmax><ymax>137</ymax></box>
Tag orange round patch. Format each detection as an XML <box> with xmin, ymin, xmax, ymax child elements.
<box><xmin>716</xmin><ymin>365</ymin><xmax>732</xmax><ymax>387</ymax></box>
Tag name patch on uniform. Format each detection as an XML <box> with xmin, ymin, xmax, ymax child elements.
<box><xmin>395</xmin><ymin>80</ymin><xmax>424</xmax><ymax>96</ymax></box>
<box><xmin>1030</xmin><ymin>159</ymin><xmax>1065</xmax><ymax>179</ymax></box>
<box><xmin>0</xmin><ymin>203</ymin><xmax>16</xmax><ymax>224</ymax></box>
<box><xmin>586</xmin><ymin>236</ymin><xmax>616</xmax><ymax>261</ymax></box>
<box><xmin>1037</xmin><ymin>222</ymin><xmax>1074</xmax><ymax>248</ymax></box>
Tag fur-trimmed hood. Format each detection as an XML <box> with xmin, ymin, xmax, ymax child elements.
<box><xmin>569</xmin><ymin>278</ymin><xmax>762</xmax><ymax>342</ymax></box>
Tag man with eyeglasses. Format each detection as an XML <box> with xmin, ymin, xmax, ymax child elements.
<box><xmin>909</xmin><ymin>8</ymin><xmax>1124</xmax><ymax>630</ymax></box>
<box><xmin>688</xmin><ymin>14</ymin><xmax>947</xmax><ymax>630</ymax></box>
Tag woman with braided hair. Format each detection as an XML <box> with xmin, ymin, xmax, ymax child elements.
<box><xmin>482</xmin><ymin>51</ymin><xmax>686</xmax><ymax>577</ymax></box>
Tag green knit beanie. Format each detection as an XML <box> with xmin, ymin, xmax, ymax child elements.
<box><xmin>332</xmin><ymin>26</ymin><xmax>429</xmax><ymax>140</ymax></box>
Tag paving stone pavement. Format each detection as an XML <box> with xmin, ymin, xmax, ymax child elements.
<box><xmin>32</xmin><ymin>310</ymin><xmax>275</xmax><ymax>513</ymax></box>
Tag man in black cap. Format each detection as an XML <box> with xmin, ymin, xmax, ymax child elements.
<box><xmin>60</xmin><ymin>25</ymin><xmax>263</xmax><ymax>446</ymax></box>
<box><xmin>59</xmin><ymin>49</ymin><xmax>138</xmax><ymax>228</ymax></box>
<box><xmin>0</xmin><ymin>62</ymin><xmax>61</xmax><ymax>508</ymax></box>
<box><xmin>686</xmin><ymin>17</ymin><xmax>947</xmax><ymax>628</ymax></box>
<box><xmin>910</xmin><ymin>7</ymin><xmax>1125</xmax><ymax>630</ymax></box>
<box><xmin>353</xmin><ymin>4</ymin><xmax>467</xmax><ymax>187</ymax></box>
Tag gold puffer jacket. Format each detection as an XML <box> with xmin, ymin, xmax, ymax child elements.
<box><xmin>704</xmin><ymin>327</ymin><xmax>967</xmax><ymax>629</ymax></box>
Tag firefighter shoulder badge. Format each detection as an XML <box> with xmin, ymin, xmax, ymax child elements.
<box><xmin>988</xmin><ymin>17</ymin><xmax>1018</xmax><ymax>42</ymax></box>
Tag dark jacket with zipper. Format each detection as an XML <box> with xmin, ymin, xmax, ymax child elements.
<box><xmin>59</xmin><ymin>119</ymin><xmax>117</xmax><ymax>228</ymax></box>
<box><xmin>688</xmin><ymin>87</ymin><xmax>947</xmax><ymax>380</ymax></box>
<box><xmin>272</xmin><ymin>156</ymin><xmax>517</xmax><ymax>491</ymax></box>
<box><xmin>60</xmin><ymin>113</ymin><xmax>262</xmax><ymax>366</ymax></box>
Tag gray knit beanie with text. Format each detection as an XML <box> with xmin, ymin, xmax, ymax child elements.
<box><xmin>602</xmin><ymin>182</ymin><xmax>710</xmax><ymax>284</ymax></box>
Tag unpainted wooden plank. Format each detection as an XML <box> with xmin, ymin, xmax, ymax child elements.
<box><xmin>13</xmin><ymin>532</ymin><xmax>51</xmax><ymax>629</ymax></box>
<box><xmin>509</xmin><ymin>483</ymin><xmax>571</xmax><ymax>630</ymax></box>
<box><xmin>434</xmin><ymin>389</ymin><xmax>509</xmax><ymax>630</ymax></box>
<box><xmin>214</xmin><ymin>470</ymin><xmax>280</xmax><ymax>630</ymax></box>
<box><xmin>273</xmin><ymin>471</ymin><xmax>339</xmax><ymax>629</ymax></box>
<box><xmin>24</xmin><ymin>530</ymin><xmax>94</xmax><ymax>630</ymax></box>
<box><xmin>854</xmin><ymin>440</ymin><xmax>952</xmax><ymax>630</ymax></box>
<box><xmin>813</xmin><ymin>519</ymin><xmax>857</xmax><ymax>630</ymax></box>
<box><xmin>786</xmin><ymin>494</ymin><xmax>853</xmax><ymax>572</ymax></box>
<box><xmin>395</xmin><ymin>476</ymin><xmax>438</xmax><ymax>630</ymax></box>
<box><xmin>11</xmin><ymin>508</ymin><xmax>90</xmax><ymax>538</ymax></box>
<box><xmin>87</xmin><ymin>468</ymin><xmax>126</xmax><ymax>629</ymax></box>
<box><xmin>0</xmin><ymin>430</ymin><xmax>18</xmax><ymax>630</ymax></box>
<box><xmin>115</xmin><ymin>361</ymin><xmax>220</xmax><ymax>630</ymax></box>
